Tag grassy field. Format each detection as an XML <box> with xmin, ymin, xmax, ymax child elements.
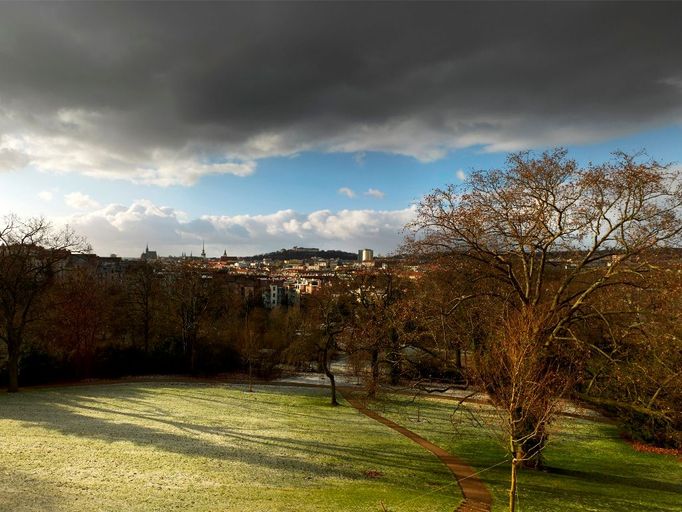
<box><xmin>368</xmin><ymin>393</ymin><xmax>682</xmax><ymax>512</ymax></box>
<box><xmin>0</xmin><ymin>383</ymin><xmax>458</xmax><ymax>512</ymax></box>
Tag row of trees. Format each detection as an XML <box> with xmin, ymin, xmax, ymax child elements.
<box><xmin>0</xmin><ymin>227</ymin><xmax>301</xmax><ymax>391</ymax></box>
<box><xmin>0</xmin><ymin>220</ymin><xmax>438</xmax><ymax>396</ymax></box>
<box><xmin>0</xmin><ymin>217</ymin><xmax>474</xmax><ymax>398</ymax></box>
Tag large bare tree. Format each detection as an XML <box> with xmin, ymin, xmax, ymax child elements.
<box><xmin>406</xmin><ymin>148</ymin><xmax>682</xmax><ymax>464</ymax></box>
<box><xmin>0</xmin><ymin>215</ymin><xmax>89</xmax><ymax>392</ymax></box>
<box><xmin>48</xmin><ymin>267</ymin><xmax>109</xmax><ymax>378</ymax></box>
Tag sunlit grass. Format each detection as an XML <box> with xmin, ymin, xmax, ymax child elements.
<box><xmin>0</xmin><ymin>383</ymin><xmax>458</xmax><ymax>512</ymax></box>
<box><xmin>369</xmin><ymin>394</ymin><xmax>682</xmax><ymax>512</ymax></box>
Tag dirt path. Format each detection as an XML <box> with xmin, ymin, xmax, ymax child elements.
<box><xmin>341</xmin><ymin>389</ymin><xmax>492</xmax><ymax>512</ymax></box>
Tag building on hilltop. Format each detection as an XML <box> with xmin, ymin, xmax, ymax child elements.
<box><xmin>291</xmin><ymin>246</ymin><xmax>319</xmax><ymax>252</ymax></box>
<box><xmin>141</xmin><ymin>244</ymin><xmax>158</xmax><ymax>261</ymax></box>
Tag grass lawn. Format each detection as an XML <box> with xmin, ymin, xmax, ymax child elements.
<box><xmin>0</xmin><ymin>383</ymin><xmax>459</xmax><ymax>512</ymax></box>
<box><xmin>368</xmin><ymin>394</ymin><xmax>682</xmax><ymax>512</ymax></box>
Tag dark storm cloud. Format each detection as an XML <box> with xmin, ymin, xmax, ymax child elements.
<box><xmin>1</xmin><ymin>2</ymin><xmax>681</xmax><ymax>183</ymax></box>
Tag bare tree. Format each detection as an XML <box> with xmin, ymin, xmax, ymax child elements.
<box><xmin>0</xmin><ymin>215</ymin><xmax>89</xmax><ymax>391</ymax></box>
<box><xmin>165</xmin><ymin>263</ymin><xmax>214</xmax><ymax>373</ymax></box>
<box><xmin>411</xmin><ymin>260</ymin><xmax>476</xmax><ymax>374</ymax></box>
<box><xmin>583</xmin><ymin>261</ymin><xmax>682</xmax><ymax>448</ymax></box>
<box><xmin>472</xmin><ymin>307</ymin><xmax>574</xmax><ymax>512</ymax></box>
<box><xmin>305</xmin><ymin>282</ymin><xmax>351</xmax><ymax>406</ymax></box>
<box><xmin>343</xmin><ymin>269</ymin><xmax>410</xmax><ymax>397</ymax></box>
<box><xmin>408</xmin><ymin>149</ymin><xmax>681</xmax><ymax>317</ymax></box>
<box><xmin>126</xmin><ymin>260</ymin><xmax>159</xmax><ymax>354</ymax></box>
<box><xmin>406</xmin><ymin>148</ymin><xmax>682</xmax><ymax>464</ymax></box>
<box><xmin>49</xmin><ymin>267</ymin><xmax>108</xmax><ymax>378</ymax></box>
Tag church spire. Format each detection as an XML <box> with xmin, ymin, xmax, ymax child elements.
<box><xmin>201</xmin><ymin>240</ymin><xmax>206</xmax><ymax>259</ymax></box>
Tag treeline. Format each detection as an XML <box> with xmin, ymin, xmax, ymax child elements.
<box><xmin>0</xmin><ymin>255</ymin><xmax>298</xmax><ymax>386</ymax></box>
<box><xmin>0</xmin><ymin>243</ymin><xmax>468</xmax><ymax>391</ymax></box>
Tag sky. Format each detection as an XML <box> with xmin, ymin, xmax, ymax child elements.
<box><xmin>1</xmin><ymin>2</ymin><xmax>681</xmax><ymax>257</ymax></box>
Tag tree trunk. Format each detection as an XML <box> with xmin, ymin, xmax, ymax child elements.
<box><xmin>7</xmin><ymin>337</ymin><xmax>20</xmax><ymax>393</ymax></box>
<box><xmin>520</xmin><ymin>423</ymin><xmax>546</xmax><ymax>469</ymax></box>
<box><xmin>186</xmin><ymin>321</ymin><xmax>198</xmax><ymax>374</ymax></box>
<box><xmin>183</xmin><ymin>325</ymin><xmax>196</xmax><ymax>374</ymax></box>
<box><xmin>322</xmin><ymin>337</ymin><xmax>338</xmax><ymax>406</ymax></box>
<box><xmin>327</xmin><ymin>369</ymin><xmax>338</xmax><ymax>406</ymax></box>
<box><xmin>143</xmin><ymin>313</ymin><xmax>150</xmax><ymax>354</ymax></box>
<box><xmin>248</xmin><ymin>358</ymin><xmax>253</xmax><ymax>392</ymax></box>
<box><xmin>510</xmin><ymin>406</ymin><xmax>546</xmax><ymax>469</ymax></box>
<box><xmin>389</xmin><ymin>358</ymin><xmax>401</xmax><ymax>385</ymax></box>
<box><xmin>389</xmin><ymin>330</ymin><xmax>401</xmax><ymax>385</ymax></box>
<box><xmin>368</xmin><ymin>348</ymin><xmax>379</xmax><ymax>398</ymax></box>
<box><xmin>509</xmin><ymin>456</ymin><xmax>518</xmax><ymax>512</ymax></box>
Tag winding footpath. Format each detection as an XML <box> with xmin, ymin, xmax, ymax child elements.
<box><xmin>341</xmin><ymin>389</ymin><xmax>492</xmax><ymax>512</ymax></box>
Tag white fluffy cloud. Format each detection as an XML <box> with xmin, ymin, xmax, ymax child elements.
<box><xmin>67</xmin><ymin>199</ymin><xmax>414</xmax><ymax>257</ymax></box>
<box><xmin>64</xmin><ymin>192</ymin><xmax>100</xmax><ymax>210</ymax></box>
<box><xmin>456</xmin><ymin>169</ymin><xmax>466</xmax><ymax>181</ymax></box>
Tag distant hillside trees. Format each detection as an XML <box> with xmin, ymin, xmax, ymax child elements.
<box><xmin>248</xmin><ymin>248</ymin><xmax>357</xmax><ymax>261</ymax></box>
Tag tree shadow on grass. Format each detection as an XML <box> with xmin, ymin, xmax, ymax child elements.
<box><xmin>116</xmin><ymin>384</ymin><xmax>354</xmax><ymax>427</ymax></box>
<box><xmin>0</xmin><ymin>466</ymin><xmax>64</xmax><ymax>512</ymax></box>
<box><xmin>545</xmin><ymin>466</ymin><xmax>682</xmax><ymax>495</ymax></box>
<box><xmin>0</xmin><ymin>384</ymin><xmax>443</xmax><ymax>488</ymax></box>
<box><xmin>68</xmin><ymin>396</ymin><xmax>437</xmax><ymax>474</ymax></box>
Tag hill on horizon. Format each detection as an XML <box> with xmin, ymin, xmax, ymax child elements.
<box><xmin>245</xmin><ymin>248</ymin><xmax>358</xmax><ymax>261</ymax></box>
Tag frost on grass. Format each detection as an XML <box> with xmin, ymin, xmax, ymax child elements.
<box><xmin>0</xmin><ymin>383</ymin><xmax>456</xmax><ymax>512</ymax></box>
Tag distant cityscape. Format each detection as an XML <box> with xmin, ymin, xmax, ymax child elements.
<box><xmin>61</xmin><ymin>243</ymin><xmax>409</xmax><ymax>311</ymax></box>
<box><xmin>140</xmin><ymin>244</ymin><xmax>374</xmax><ymax>264</ymax></box>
